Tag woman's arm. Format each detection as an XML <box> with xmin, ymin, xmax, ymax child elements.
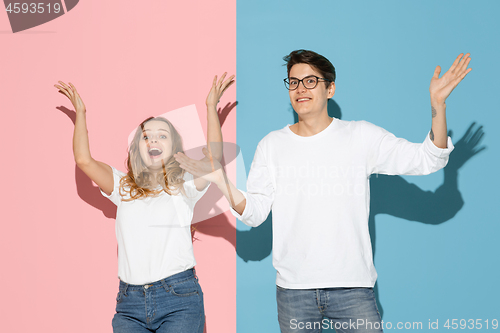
<box><xmin>194</xmin><ymin>73</ymin><xmax>234</xmax><ymax>191</ymax></box>
<box><xmin>55</xmin><ymin>81</ymin><xmax>114</xmax><ymax>195</ymax></box>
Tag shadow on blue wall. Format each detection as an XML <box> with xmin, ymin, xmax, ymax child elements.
<box><xmin>235</xmin><ymin>98</ymin><xmax>485</xmax><ymax>318</ymax></box>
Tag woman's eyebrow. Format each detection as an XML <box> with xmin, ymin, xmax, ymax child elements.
<box><xmin>142</xmin><ymin>129</ymin><xmax>170</xmax><ymax>133</ymax></box>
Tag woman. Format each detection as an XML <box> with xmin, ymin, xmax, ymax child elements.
<box><xmin>54</xmin><ymin>73</ymin><xmax>234</xmax><ymax>333</ymax></box>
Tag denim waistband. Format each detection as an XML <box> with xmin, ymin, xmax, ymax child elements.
<box><xmin>119</xmin><ymin>268</ymin><xmax>196</xmax><ymax>292</ymax></box>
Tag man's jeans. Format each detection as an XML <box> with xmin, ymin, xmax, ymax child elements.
<box><xmin>277</xmin><ymin>286</ymin><xmax>383</xmax><ymax>333</ymax></box>
<box><xmin>112</xmin><ymin>269</ymin><xmax>204</xmax><ymax>333</ymax></box>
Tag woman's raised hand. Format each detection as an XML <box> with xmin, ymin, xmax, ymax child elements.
<box><xmin>54</xmin><ymin>81</ymin><xmax>86</xmax><ymax>113</ymax></box>
<box><xmin>206</xmin><ymin>73</ymin><xmax>235</xmax><ymax>108</ymax></box>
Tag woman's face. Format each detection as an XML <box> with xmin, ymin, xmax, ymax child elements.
<box><xmin>138</xmin><ymin>120</ymin><xmax>173</xmax><ymax>170</ymax></box>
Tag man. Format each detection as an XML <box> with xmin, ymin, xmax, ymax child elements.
<box><xmin>175</xmin><ymin>50</ymin><xmax>471</xmax><ymax>332</ymax></box>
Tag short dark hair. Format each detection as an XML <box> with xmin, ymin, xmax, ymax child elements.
<box><xmin>283</xmin><ymin>50</ymin><xmax>336</xmax><ymax>87</ymax></box>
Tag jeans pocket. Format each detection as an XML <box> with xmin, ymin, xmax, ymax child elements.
<box><xmin>116</xmin><ymin>290</ymin><xmax>123</xmax><ymax>304</ymax></box>
<box><xmin>170</xmin><ymin>278</ymin><xmax>199</xmax><ymax>297</ymax></box>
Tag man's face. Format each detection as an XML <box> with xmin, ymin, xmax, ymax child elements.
<box><xmin>288</xmin><ymin>63</ymin><xmax>335</xmax><ymax>118</ymax></box>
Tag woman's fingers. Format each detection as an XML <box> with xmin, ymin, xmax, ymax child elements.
<box><xmin>207</xmin><ymin>73</ymin><xmax>235</xmax><ymax>106</ymax></box>
<box><xmin>55</xmin><ymin>84</ymin><xmax>71</xmax><ymax>98</ymax></box>
<box><xmin>69</xmin><ymin>83</ymin><xmax>84</xmax><ymax>102</ymax></box>
<box><xmin>55</xmin><ymin>82</ymin><xmax>79</xmax><ymax>103</ymax></box>
<box><xmin>216</xmin><ymin>74</ymin><xmax>235</xmax><ymax>99</ymax></box>
<box><xmin>221</xmin><ymin>78</ymin><xmax>235</xmax><ymax>94</ymax></box>
<box><xmin>58</xmin><ymin>81</ymin><xmax>74</xmax><ymax>98</ymax></box>
<box><xmin>218</xmin><ymin>73</ymin><xmax>235</xmax><ymax>91</ymax></box>
<box><xmin>221</xmin><ymin>75</ymin><xmax>235</xmax><ymax>89</ymax></box>
<box><xmin>58</xmin><ymin>81</ymin><xmax>71</xmax><ymax>90</ymax></box>
<box><xmin>54</xmin><ymin>84</ymin><xmax>66</xmax><ymax>92</ymax></box>
<box><xmin>69</xmin><ymin>82</ymin><xmax>78</xmax><ymax>94</ymax></box>
<box><xmin>54</xmin><ymin>83</ymin><xmax>68</xmax><ymax>94</ymax></box>
<box><xmin>218</xmin><ymin>72</ymin><xmax>227</xmax><ymax>87</ymax></box>
<box><xmin>57</xmin><ymin>89</ymin><xmax>71</xmax><ymax>99</ymax></box>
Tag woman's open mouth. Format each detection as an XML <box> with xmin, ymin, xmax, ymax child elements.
<box><xmin>148</xmin><ymin>147</ymin><xmax>163</xmax><ymax>158</ymax></box>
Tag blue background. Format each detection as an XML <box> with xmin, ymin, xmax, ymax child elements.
<box><xmin>236</xmin><ymin>0</ymin><xmax>499</xmax><ymax>332</ymax></box>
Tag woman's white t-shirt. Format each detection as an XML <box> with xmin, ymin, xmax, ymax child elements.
<box><xmin>101</xmin><ymin>167</ymin><xmax>209</xmax><ymax>285</ymax></box>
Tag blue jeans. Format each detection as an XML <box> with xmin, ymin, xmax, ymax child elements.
<box><xmin>112</xmin><ymin>269</ymin><xmax>205</xmax><ymax>333</ymax></box>
<box><xmin>277</xmin><ymin>286</ymin><xmax>383</xmax><ymax>333</ymax></box>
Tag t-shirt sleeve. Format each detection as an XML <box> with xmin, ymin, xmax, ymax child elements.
<box><xmin>363</xmin><ymin>121</ymin><xmax>454</xmax><ymax>176</ymax></box>
<box><xmin>229</xmin><ymin>141</ymin><xmax>275</xmax><ymax>227</ymax></box>
<box><xmin>100</xmin><ymin>166</ymin><xmax>126</xmax><ymax>206</ymax></box>
<box><xmin>182</xmin><ymin>171</ymin><xmax>210</xmax><ymax>203</ymax></box>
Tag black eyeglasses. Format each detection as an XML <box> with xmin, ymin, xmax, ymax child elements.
<box><xmin>284</xmin><ymin>75</ymin><xmax>332</xmax><ymax>91</ymax></box>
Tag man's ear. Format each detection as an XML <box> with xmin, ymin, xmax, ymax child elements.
<box><xmin>327</xmin><ymin>82</ymin><xmax>336</xmax><ymax>99</ymax></box>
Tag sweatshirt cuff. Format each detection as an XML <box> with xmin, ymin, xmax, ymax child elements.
<box><xmin>229</xmin><ymin>190</ymin><xmax>250</xmax><ymax>221</ymax></box>
<box><xmin>424</xmin><ymin>132</ymin><xmax>454</xmax><ymax>157</ymax></box>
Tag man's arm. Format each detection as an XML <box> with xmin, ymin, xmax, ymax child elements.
<box><xmin>429</xmin><ymin>53</ymin><xmax>472</xmax><ymax>148</ymax></box>
<box><xmin>175</xmin><ymin>142</ymin><xmax>274</xmax><ymax>227</ymax></box>
<box><xmin>221</xmin><ymin>144</ymin><xmax>275</xmax><ymax>226</ymax></box>
<box><xmin>367</xmin><ymin>54</ymin><xmax>471</xmax><ymax>176</ymax></box>
<box><xmin>213</xmin><ymin>172</ymin><xmax>247</xmax><ymax>215</ymax></box>
<box><xmin>366</xmin><ymin>121</ymin><xmax>453</xmax><ymax>176</ymax></box>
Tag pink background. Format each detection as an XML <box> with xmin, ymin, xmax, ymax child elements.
<box><xmin>0</xmin><ymin>1</ymin><xmax>236</xmax><ymax>332</ymax></box>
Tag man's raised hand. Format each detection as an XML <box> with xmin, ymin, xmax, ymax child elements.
<box><xmin>429</xmin><ymin>53</ymin><xmax>472</xmax><ymax>105</ymax></box>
